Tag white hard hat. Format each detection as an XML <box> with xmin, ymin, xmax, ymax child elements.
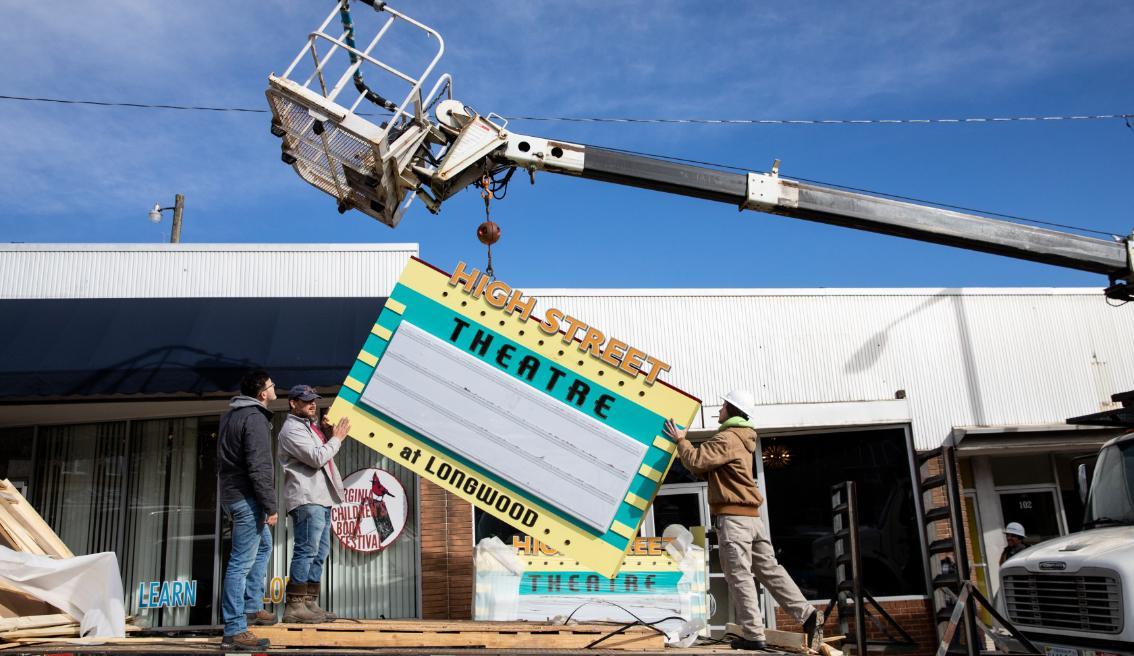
<box><xmin>1005</xmin><ymin>522</ymin><xmax>1026</xmax><ymax>538</ymax></box>
<box><xmin>722</xmin><ymin>389</ymin><xmax>756</xmax><ymax>419</ymax></box>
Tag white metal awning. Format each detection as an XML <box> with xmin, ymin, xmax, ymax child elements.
<box><xmin>951</xmin><ymin>423</ymin><xmax>1121</xmax><ymax>455</ymax></box>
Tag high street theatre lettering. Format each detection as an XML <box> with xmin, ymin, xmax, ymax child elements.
<box><xmin>447</xmin><ymin>262</ymin><xmax>671</xmax><ymax>385</ymax></box>
<box><xmin>447</xmin><ymin>317</ymin><xmax>616</xmax><ymax>418</ymax></box>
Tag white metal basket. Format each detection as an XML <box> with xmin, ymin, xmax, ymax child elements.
<box><xmin>266</xmin><ymin>1</ymin><xmax>452</xmax><ymax>227</ymax></box>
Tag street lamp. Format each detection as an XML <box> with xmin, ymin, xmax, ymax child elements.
<box><xmin>148</xmin><ymin>194</ymin><xmax>185</xmax><ymax>243</ymax></box>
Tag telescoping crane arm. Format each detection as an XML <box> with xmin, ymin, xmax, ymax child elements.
<box><xmin>264</xmin><ymin>0</ymin><xmax>1134</xmax><ymax>301</ymax></box>
<box><xmin>486</xmin><ymin>126</ymin><xmax>1131</xmax><ymax>283</ymax></box>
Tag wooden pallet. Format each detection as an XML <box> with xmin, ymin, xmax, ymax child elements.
<box><xmin>0</xmin><ymin>479</ymin><xmax>73</xmax><ymax>558</ymax></box>
<box><xmin>1</xmin><ymin>622</ymin><xmax>140</xmax><ymax>641</ymax></box>
<box><xmin>250</xmin><ymin>619</ymin><xmax>664</xmax><ymax>650</ymax></box>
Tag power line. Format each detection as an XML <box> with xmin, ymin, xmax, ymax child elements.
<box><xmin>1</xmin><ymin>94</ymin><xmax>1130</xmax><ymax>127</ymax></box>
<box><xmin>0</xmin><ymin>92</ymin><xmax>1122</xmax><ymax>237</ymax></box>
<box><xmin>511</xmin><ymin>113</ymin><xmax>1134</xmax><ymax>126</ymax></box>
<box><xmin>0</xmin><ymin>94</ymin><xmax>269</xmax><ymax>113</ymax></box>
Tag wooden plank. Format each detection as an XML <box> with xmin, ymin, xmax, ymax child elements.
<box><xmin>0</xmin><ymin>504</ymin><xmax>44</xmax><ymax>555</ymax></box>
<box><xmin>5</xmin><ymin>637</ymin><xmax>215</xmax><ymax>646</ymax></box>
<box><xmin>0</xmin><ymin>615</ymin><xmax>72</xmax><ymax>633</ymax></box>
<box><xmin>726</xmin><ymin>624</ymin><xmax>811</xmax><ymax>653</ymax></box>
<box><xmin>2</xmin><ymin>623</ymin><xmax>139</xmax><ymax>640</ymax></box>
<box><xmin>1</xmin><ymin>623</ymin><xmax>78</xmax><ymax>639</ymax></box>
<box><xmin>266</xmin><ymin>618</ymin><xmax>654</xmax><ymax>633</ymax></box>
<box><xmin>0</xmin><ymin>480</ymin><xmax>72</xmax><ymax>558</ymax></box>
<box><xmin>766</xmin><ymin>628</ymin><xmax>808</xmax><ymax>652</ymax></box>
<box><xmin>0</xmin><ymin>524</ymin><xmax>22</xmax><ymax>553</ymax></box>
<box><xmin>249</xmin><ymin>621</ymin><xmax>663</xmax><ymax>651</ymax></box>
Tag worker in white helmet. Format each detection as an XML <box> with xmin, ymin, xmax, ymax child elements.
<box><xmin>665</xmin><ymin>389</ymin><xmax>820</xmax><ymax>652</ymax></box>
<box><xmin>1000</xmin><ymin>522</ymin><xmax>1027</xmax><ymax>564</ymax></box>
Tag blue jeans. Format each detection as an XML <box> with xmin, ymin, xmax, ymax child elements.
<box><xmin>288</xmin><ymin>504</ymin><xmax>331</xmax><ymax>584</ymax></box>
<box><xmin>221</xmin><ymin>497</ymin><xmax>273</xmax><ymax>636</ymax></box>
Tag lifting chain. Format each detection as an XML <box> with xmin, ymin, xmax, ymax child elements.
<box><xmin>476</xmin><ymin>173</ymin><xmax>501</xmax><ymax>279</ymax></box>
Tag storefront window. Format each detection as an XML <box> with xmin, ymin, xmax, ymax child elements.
<box><xmin>32</xmin><ymin>422</ymin><xmax>130</xmax><ymax>558</ymax></box>
<box><xmin>26</xmin><ymin>413</ymin><xmax>420</xmax><ymax>627</ymax></box>
<box><xmin>997</xmin><ymin>490</ymin><xmax>1061</xmax><ymax>544</ymax></box>
<box><xmin>31</xmin><ymin>419</ymin><xmax>217</xmax><ymax>627</ymax></box>
<box><xmin>0</xmin><ymin>427</ymin><xmax>34</xmax><ymax>493</ymax></box>
<box><xmin>762</xmin><ymin>427</ymin><xmax>926</xmax><ymax>600</ymax></box>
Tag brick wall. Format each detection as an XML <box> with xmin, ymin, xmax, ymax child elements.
<box><xmin>775</xmin><ymin>598</ymin><xmax>937</xmax><ymax>656</ymax></box>
<box><xmin>418</xmin><ymin>478</ymin><xmax>474</xmax><ymax>619</ymax></box>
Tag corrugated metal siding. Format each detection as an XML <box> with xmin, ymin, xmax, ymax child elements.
<box><xmin>529</xmin><ymin>290</ymin><xmax>1134</xmax><ymax>451</ymax></box>
<box><xmin>0</xmin><ymin>244</ymin><xmax>417</xmax><ymax>298</ymax></box>
<box><xmin>4</xmin><ymin>243</ymin><xmax>1130</xmax><ymax>453</ymax></box>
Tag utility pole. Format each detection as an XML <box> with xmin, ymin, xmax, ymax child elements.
<box><xmin>170</xmin><ymin>194</ymin><xmax>185</xmax><ymax>243</ymax></box>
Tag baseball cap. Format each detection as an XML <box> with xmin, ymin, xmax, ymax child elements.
<box><xmin>287</xmin><ymin>384</ymin><xmax>322</xmax><ymax>402</ymax></box>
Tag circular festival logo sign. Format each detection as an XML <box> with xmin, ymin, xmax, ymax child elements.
<box><xmin>332</xmin><ymin>468</ymin><xmax>407</xmax><ymax>553</ymax></box>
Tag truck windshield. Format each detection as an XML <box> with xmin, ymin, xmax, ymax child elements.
<box><xmin>1084</xmin><ymin>437</ymin><xmax>1134</xmax><ymax>528</ymax></box>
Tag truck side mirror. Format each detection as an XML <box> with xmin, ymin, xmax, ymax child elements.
<box><xmin>1077</xmin><ymin>463</ymin><xmax>1089</xmax><ymax>505</ymax></box>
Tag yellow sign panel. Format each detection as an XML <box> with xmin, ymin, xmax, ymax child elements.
<box><xmin>329</xmin><ymin>258</ymin><xmax>700</xmax><ymax>577</ymax></box>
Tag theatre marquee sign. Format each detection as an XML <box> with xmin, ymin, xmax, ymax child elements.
<box><xmin>329</xmin><ymin>258</ymin><xmax>699</xmax><ymax>577</ymax></box>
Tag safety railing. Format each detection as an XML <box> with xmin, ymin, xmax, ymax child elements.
<box><xmin>277</xmin><ymin>1</ymin><xmax>447</xmax><ymax>137</ymax></box>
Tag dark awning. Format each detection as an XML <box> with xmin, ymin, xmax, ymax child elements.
<box><xmin>0</xmin><ymin>298</ymin><xmax>385</xmax><ymax>401</ymax></box>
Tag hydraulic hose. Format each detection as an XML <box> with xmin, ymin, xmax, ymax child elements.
<box><xmin>338</xmin><ymin>0</ymin><xmax>398</xmax><ymax>112</ymax></box>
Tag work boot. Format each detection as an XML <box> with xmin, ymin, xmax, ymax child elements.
<box><xmin>305</xmin><ymin>582</ymin><xmax>336</xmax><ymax>622</ymax></box>
<box><xmin>730</xmin><ymin>637</ymin><xmax>768</xmax><ymax>651</ymax></box>
<box><xmin>245</xmin><ymin>609</ymin><xmax>277</xmax><ymax>626</ymax></box>
<box><xmin>802</xmin><ymin>609</ymin><xmax>823</xmax><ymax>649</ymax></box>
<box><xmin>282</xmin><ymin>581</ymin><xmax>322</xmax><ymax>624</ymax></box>
<box><xmin>221</xmin><ymin>631</ymin><xmax>270</xmax><ymax>651</ymax></box>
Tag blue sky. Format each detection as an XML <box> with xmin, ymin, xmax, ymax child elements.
<box><xmin>1</xmin><ymin>1</ymin><xmax>1132</xmax><ymax>289</ymax></box>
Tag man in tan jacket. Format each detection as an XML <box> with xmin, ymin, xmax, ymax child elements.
<box><xmin>665</xmin><ymin>389</ymin><xmax>819</xmax><ymax>651</ymax></box>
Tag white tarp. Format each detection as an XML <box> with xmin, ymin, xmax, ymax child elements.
<box><xmin>0</xmin><ymin>547</ymin><xmax>125</xmax><ymax>638</ymax></box>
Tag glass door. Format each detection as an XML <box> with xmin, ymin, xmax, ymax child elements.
<box><xmin>996</xmin><ymin>487</ymin><xmax>1065</xmax><ymax>546</ymax></box>
<box><xmin>640</xmin><ymin>482</ymin><xmax>709</xmax><ymax>537</ymax></box>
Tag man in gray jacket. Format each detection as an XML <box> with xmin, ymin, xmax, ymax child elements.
<box><xmin>278</xmin><ymin>385</ymin><xmax>350</xmax><ymax>623</ymax></box>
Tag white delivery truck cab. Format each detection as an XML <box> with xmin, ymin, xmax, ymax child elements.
<box><xmin>999</xmin><ymin>432</ymin><xmax>1134</xmax><ymax>656</ymax></box>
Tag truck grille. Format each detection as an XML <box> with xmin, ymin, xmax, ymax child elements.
<box><xmin>1002</xmin><ymin>571</ymin><xmax>1123</xmax><ymax>634</ymax></box>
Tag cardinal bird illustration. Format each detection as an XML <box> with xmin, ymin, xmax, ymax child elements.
<box><xmin>355</xmin><ymin>472</ymin><xmax>396</xmax><ymax>541</ymax></box>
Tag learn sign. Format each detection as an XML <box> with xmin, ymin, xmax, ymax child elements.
<box><xmin>328</xmin><ymin>258</ymin><xmax>699</xmax><ymax>577</ymax></box>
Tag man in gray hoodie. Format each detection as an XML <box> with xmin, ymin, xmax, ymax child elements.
<box><xmin>217</xmin><ymin>369</ymin><xmax>278</xmax><ymax>650</ymax></box>
<box><xmin>278</xmin><ymin>385</ymin><xmax>350</xmax><ymax>623</ymax></box>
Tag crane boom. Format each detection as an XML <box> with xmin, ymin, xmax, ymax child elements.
<box><xmin>264</xmin><ymin>0</ymin><xmax>1134</xmax><ymax>300</ymax></box>
<box><xmin>517</xmin><ymin>143</ymin><xmax>1130</xmax><ymax>278</ymax></box>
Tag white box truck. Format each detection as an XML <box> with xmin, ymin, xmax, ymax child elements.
<box><xmin>999</xmin><ymin>432</ymin><xmax>1134</xmax><ymax>656</ymax></box>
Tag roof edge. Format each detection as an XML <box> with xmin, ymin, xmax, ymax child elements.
<box><xmin>0</xmin><ymin>242</ymin><xmax>420</xmax><ymax>252</ymax></box>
